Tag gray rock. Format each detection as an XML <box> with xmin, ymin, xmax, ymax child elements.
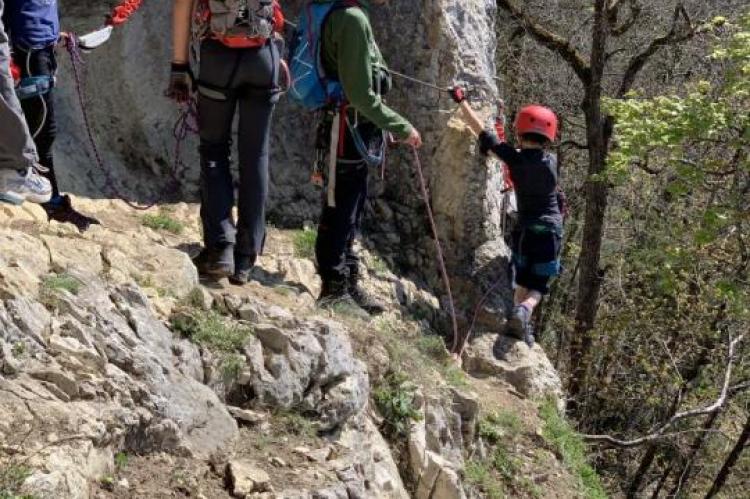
<box><xmin>226</xmin><ymin>460</ymin><xmax>271</xmax><ymax>497</ymax></box>
<box><xmin>463</xmin><ymin>333</ymin><xmax>564</xmax><ymax>409</ymax></box>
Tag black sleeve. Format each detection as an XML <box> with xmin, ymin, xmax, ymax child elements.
<box><xmin>478</xmin><ymin>131</ymin><xmax>523</xmax><ymax>168</ymax></box>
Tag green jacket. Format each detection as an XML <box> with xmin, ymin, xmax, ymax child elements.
<box><xmin>316</xmin><ymin>0</ymin><xmax>413</xmax><ymax>139</ymax></box>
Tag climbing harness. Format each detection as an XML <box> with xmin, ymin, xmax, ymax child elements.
<box><xmin>64</xmin><ymin>35</ymin><xmax>194</xmax><ymax>211</ymax></box>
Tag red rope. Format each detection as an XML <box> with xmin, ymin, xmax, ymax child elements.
<box><xmin>108</xmin><ymin>0</ymin><xmax>144</xmax><ymax>27</ymax></box>
<box><xmin>64</xmin><ymin>35</ymin><xmax>195</xmax><ymax>211</ymax></box>
<box><xmin>411</xmin><ymin>146</ymin><xmax>460</xmax><ymax>353</ymax></box>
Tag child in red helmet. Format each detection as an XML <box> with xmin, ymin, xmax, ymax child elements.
<box><xmin>450</xmin><ymin>88</ymin><xmax>562</xmax><ymax>347</ymax></box>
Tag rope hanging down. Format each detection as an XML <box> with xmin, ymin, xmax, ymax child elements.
<box><xmin>64</xmin><ymin>36</ymin><xmax>195</xmax><ymax>211</ymax></box>
<box><xmin>411</xmin><ymin>147</ymin><xmax>510</xmax><ymax>358</ymax></box>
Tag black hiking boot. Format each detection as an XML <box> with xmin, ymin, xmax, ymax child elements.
<box><xmin>507</xmin><ymin>305</ymin><xmax>531</xmax><ymax>341</ymax></box>
<box><xmin>43</xmin><ymin>195</ymin><xmax>101</xmax><ymax>232</ymax></box>
<box><xmin>317</xmin><ymin>276</ymin><xmax>364</xmax><ymax>315</ymax></box>
<box><xmin>348</xmin><ymin>276</ymin><xmax>386</xmax><ymax>315</ymax></box>
<box><xmin>192</xmin><ymin>244</ymin><xmax>234</xmax><ymax>278</ymax></box>
<box><xmin>229</xmin><ymin>254</ymin><xmax>256</xmax><ymax>286</ymax></box>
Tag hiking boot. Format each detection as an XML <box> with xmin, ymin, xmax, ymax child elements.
<box><xmin>0</xmin><ymin>166</ymin><xmax>52</xmax><ymax>205</ymax></box>
<box><xmin>318</xmin><ymin>277</ymin><xmax>363</xmax><ymax>313</ymax></box>
<box><xmin>348</xmin><ymin>280</ymin><xmax>386</xmax><ymax>315</ymax></box>
<box><xmin>523</xmin><ymin>321</ymin><xmax>536</xmax><ymax>348</ymax></box>
<box><xmin>229</xmin><ymin>254</ymin><xmax>256</xmax><ymax>285</ymax></box>
<box><xmin>42</xmin><ymin>195</ymin><xmax>101</xmax><ymax>232</ymax></box>
<box><xmin>193</xmin><ymin>244</ymin><xmax>234</xmax><ymax>278</ymax></box>
<box><xmin>507</xmin><ymin>305</ymin><xmax>531</xmax><ymax>341</ymax></box>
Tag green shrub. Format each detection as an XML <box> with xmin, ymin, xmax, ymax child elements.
<box><xmin>219</xmin><ymin>354</ymin><xmax>245</xmax><ymax>384</ymax></box>
<box><xmin>373</xmin><ymin>371</ymin><xmax>422</xmax><ymax>437</ymax></box>
<box><xmin>479</xmin><ymin>410</ymin><xmax>523</xmax><ymax>444</ymax></box>
<box><xmin>142</xmin><ymin>212</ymin><xmax>185</xmax><ymax>234</ymax></box>
<box><xmin>41</xmin><ymin>274</ymin><xmax>82</xmax><ymax>295</ymax></box>
<box><xmin>114</xmin><ymin>452</ymin><xmax>128</xmax><ymax>471</ymax></box>
<box><xmin>416</xmin><ymin>335</ymin><xmax>449</xmax><ymax>361</ymax></box>
<box><xmin>464</xmin><ymin>460</ymin><xmax>504</xmax><ymax>499</ymax></box>
<box><xmin>171</xmin><ymin>310</ymin><xmax>252</xmax><ymax>352</ymax></box>
<box><xmin>0</xmin><ymin>463</ymin><xmax>33</xmax><ymax>499</ymax></box>
<box><xmin>539</xmin><ymin>400</ymin><xmax>607</xmax><ymax>499</ymax></box>
<box><xmin>292</xmin><ymin>228</ymin><xmax>317</xmax><ymax>259</ymax></box>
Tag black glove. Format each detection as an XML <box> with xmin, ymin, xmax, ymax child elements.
<box><xmin>166</xmin><ymin>62</ymin><xmax>193</xmax><ymax>103</ymax></box>
<box><xmin>449</xmin><ymin>85</ymin><xmax>466</xmax><ymax>104</ymax></box>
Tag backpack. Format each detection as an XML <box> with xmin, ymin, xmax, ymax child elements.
<box><xmin>288</xmin><ymin>0</ymin><xmax>359</xmax><ymax>109</ymax></box>
<box><xmin>195</xmin><ymin>0</ymin><xmax>280</xmax><ymax>48</ymax></box>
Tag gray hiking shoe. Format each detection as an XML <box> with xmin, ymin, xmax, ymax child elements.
<box><xmin>229</xmin><ymin>254</ymin><xmax>256</xmax><ymax>285</ymax></box>
<box><xmin>192</xmin><ymin>244</ymin><xmax>234</xmax><ymax>278</ymax></box>
<box><xmin>318</xmin><ymin>278</ymin><xmax>368</xmax><ymax>317</ymax></box>
<box><xmin>523</xmin><ymin>321</ymin><xmax>536</xmax><ymax>348</ymax></box>
<box><xmin>0</xmin><ymin>166</ymin><xmax>52</xmax><ymax>205</ymax></box>
<box><xmin>507</xmin><ymin>305</ymin><xmax>531</xmax><ymax>341</ymax></box>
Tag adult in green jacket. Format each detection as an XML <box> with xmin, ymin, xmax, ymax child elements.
<box><xmin>314</xmin><ymin>0</ymin><xmax>422</xmax><ymax>313</ymax></box>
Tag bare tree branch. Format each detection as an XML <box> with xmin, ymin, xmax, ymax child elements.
<box><xmin>496</xmin><ymin>0</ymin><xmax>591</xmax><ymax>84</ymax></box>
<box><xmin>618</xmin><ymin>3</ymin><xmax>694</xmax><ymax>97</ymax></box>
<box><xmin>583</xmin><ymin>334</ymin><xmax>746</xmax><ymax>448</ymax></box>
<box><xmin>608</xmin><ymin>0</ymin><xmax>643</xmax><ymax>37</ymax></box>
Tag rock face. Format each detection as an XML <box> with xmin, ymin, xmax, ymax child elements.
<box><xmin>463</xmin><ymin>332</ymin><xmax>565</xmax><ymax>409</ymax></box>
<box><xmin>55</xmin><ymin>0</ymin><xmax>511</xmax><ymax>317</ymax></box>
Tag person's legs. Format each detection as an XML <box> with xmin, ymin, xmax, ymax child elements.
<box><xmin>0</xmin><ymin>5</ymin><xmax>50</xmax><ymax>204</ymax></box>
<box><xmin>195</xmin><ymin>42</ymin><xmax>240</xmax><ymax>276</ymax></box>
<box><xmin>0</xmin><ymin>4</ymin><xmax>38</xmax><ymax>173</ymax></box>
<box><xmin>231</xmin><ymin>43</ymin><xmax>278</xmax><ymax>284</ymax></box>
<box><xmin>315</xmin><ymin>163</ymin><xmax>368</xmax><ymax>302</ymax></box>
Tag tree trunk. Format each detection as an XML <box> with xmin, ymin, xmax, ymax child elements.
<box><xmin>704</xmin><ymin>413</ymin><xmax>750</xmax><ymax>499</ymax></box>
<box><xmin>568</xmin><ymin>0</ymin><xmax>611</xmax><ymax>404</ymax></box>
<box><xmin>628</xmin><ymin>445</ymin><xmax>659</xmax><ymax>498</ymax></box>
<box><xmin>668</xmin><ymin>411</ymin><xmax>722</xmax><ymax>498</ymax></box>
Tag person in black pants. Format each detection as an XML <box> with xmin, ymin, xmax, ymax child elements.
<box><xmin>3</xmin><ymin>0</ymin><xmax>99</xmax><ymax>229</ymax></box>
<box><xmin>169</xmin><ymin>0</ymin><xmax>283</xmax><ymax>284</ymax></box>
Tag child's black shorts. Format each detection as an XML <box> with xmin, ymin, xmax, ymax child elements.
<box><xmin>511</xmin><ymin>223</ymin><xmax>563</xmax><ymax>295</ymax></box>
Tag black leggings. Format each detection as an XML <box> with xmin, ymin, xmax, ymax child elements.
<box><xmin>16</xmin><ymin>45</ymin><xmax>59</xmax><ymax>197</ymax></box>
<box><xmin>197</xmin><ymin>39</ymin><xmax>279</xmax><ymax>258</ymax></box>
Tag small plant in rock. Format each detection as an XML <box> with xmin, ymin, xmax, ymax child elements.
<box><xmin>464</xmin><ymin>459</ymin><xmax>504</xmax><ymax>499</ymax></box>
<box><xmin>142</xmin><ymin>212</ymin><xmax>185</xmax><ymax>234</ymax></box>
<box><xmin>416</xmin><ymin>335</ymin><xmax>449</xmax><ymax>361</ymax></box>
<box><xmin>10</xmin><ymin>343</ymin><xmax>25</xmax><ymax>358</ymax></box>
<box><xmin>369</xmin><ymin>254</ymin><xmax>389</xmax><ymax>276</ymax></box>
<box><xmin>0</xmin><ymin>463</ymin><xmax>33</xmax><ymax>499</ymax></box>
<box><xmin>170</xmin><ymin>310</ymin><xmax>252</xmax><ymax>353</ymax></box>
<box><xmin>292</xmin><ymin>228</ymin><xmax>317</xmax><ymax>259</ymax></box>
<box><xmin>539</xmin><ymin>399</ymin><xmax>607</xmax><ymax>499</ymax></box>
<box><xmin>114</xmin><ymin>452</ymin><xmax>128</xmax><ymax>471</ymax></box>
<box><xmin>373</xmin><ymin>371</ymin><xmax>422</xmax><ymax>437</ymax></box>
<box><xmin>479</xmin><ymin>410</ymin><xmax>523</xmax><ymax>444</ymax></box>
<box><xmin>276</xmin><ymin>410</ymin><xmax>317</xmax><ymax>439</ymax></box>
<box><xmin>99</xmin><ymin>474</ymin><xmax>115</xmax><ymax>492</ymax></box>
<box><xmin>219</xmin><ymin>354</ymin><xmax>245</xmax><ymax>385</ymax></box>
<box><xmin>41</xmin><ymin>273</ymin><xmax>82</xmax><ymax>295</ymax></box>
<box><xmin>442</xmin><ymin>364</ymin><xmax>469</xmax><ymax>388</ymax></box>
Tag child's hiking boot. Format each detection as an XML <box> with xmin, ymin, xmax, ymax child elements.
<box><xmin>507</xmin><ymin>305</ymin><xmax>531</xmax><ymax>341</ymax></box>
<box><xmin>193</xmin><ymin>244</ymin><xmax>234</xmax><ymax>278</ymax></box>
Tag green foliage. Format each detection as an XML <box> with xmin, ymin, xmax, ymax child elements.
<box><xmin>114</xmin><ymin>452</ymin><xmax>128</xmax><ymax>471</ymax></box>
<box><xmin>464</xmin><ymin>459</ymin><xmax>504</xmax><ymax>498</ymax></box>
<box><xmin>416</xmin><ymin>335</ymin><xmax>449</xmax><ymax>361</ymax></box>
<box><xmin>219</xmin><ymin>354</ymin><xmax>245</xmax><ymax>384</ymax></box>
<box><xmin>10</xmin><ymin>343</ymin><xmax>25</xmax><ymax>358</ymax></box>
<box><xmin>142</xmin><ymin>211</ymin><xmax>185</xmax><ymax>234</ymax></box>
<box><xmin>276</xmin><ymin>410</ymin><xmax>317</xmax><ymax>438</ymax></box>
<box><xmin>373</xmin><ymin>371</ymin><xmax>423</xmax><ymax>437</ymax></box>
<box><xmin>0</xmin><ymin>463</ymin><xmax>33</xmax><ymax>499</ymax></box>
<box><xmin>479</xmin><ymin>411</ymin><xmax>523</xmax><ymax>444</ymax></box>
<box><xmin>539</xmin><ymin>400</ymin><xmax>607</xmax><ymax>499</ymax></box>
<box><xmin>442</xmin><ymin>364</ymin><xmax>469</xmax><ymax>388</ymax></box>
<box><xmin>170</xmin><ymin>310</ymin><xmax>252</xmax><ymax>352</ymax></box>
<box><xmin>41</xmin><ymin>274</ymin><xmax>82</xmax><ymax>295</ymax></box>
<box><xmin>292</xmin><ymin>228</ymin><xmax>317</xmax><ymax>259</ymax></box>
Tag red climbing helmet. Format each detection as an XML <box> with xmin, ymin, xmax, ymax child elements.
<box><xmin>514</xmin><ymin>105</ymin><xmax>558</xmax><ymax>142</ymax></box>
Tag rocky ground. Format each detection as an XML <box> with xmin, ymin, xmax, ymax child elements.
<box><xmin>0</xmin><ymin>198</ymin><xmax>579</xmax><ymax>499</ymax></box>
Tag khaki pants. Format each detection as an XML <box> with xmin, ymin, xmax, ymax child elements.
<box><xmin>0</xmin><ymin>0</ymin><xmax>38</xmax><ymax>171</ymax></box>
